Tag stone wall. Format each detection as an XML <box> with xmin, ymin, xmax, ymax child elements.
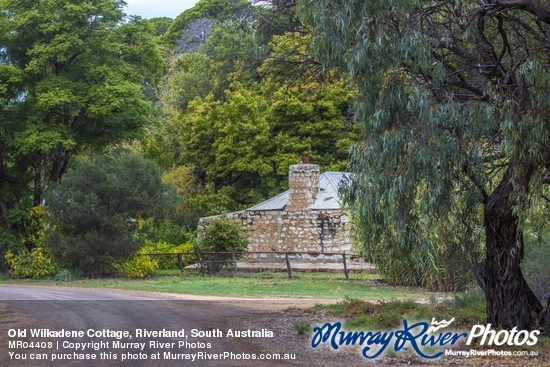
<box><xmin>208</xmin><ymin>162</ymin><xmax>353</xmax><ymax>261</ymax></box>
<box><xmin>229</xmin><ymin>209</ymin><xmax>351</xmax><ymax>257</ymax></box>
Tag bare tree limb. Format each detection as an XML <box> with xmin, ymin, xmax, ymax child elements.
<box><xmin>493</xmin><ymin>0</ymin><xmax>550</xmax><ymax>24</ymax></box>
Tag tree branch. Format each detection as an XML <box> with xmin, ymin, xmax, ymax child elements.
<box><xmin>0</xmin><ymin>199</ymin><xmax>10</xmax><ymax>229</ymax></box>
<box><xmin>493</xmin><ymin>0</ymin><xmax>550</xmax><ymax>25</ymax></box>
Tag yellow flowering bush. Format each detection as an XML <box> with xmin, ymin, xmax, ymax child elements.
<box><xmin>4</xmin><ymin>206</ymin><xmax>58</xmax><ymax>278</ymax></box>
<box><xmin>142</xmin><ymin>241</ymin><xmax>194</xmax><ymax>269</ymax></box>
<box><xmin>5</xmin><ymin>247</ymin><xmax>57</xmax><ymax>278</ymax></box>
<box><xmin>112</xmin><ymin>249</ymin><xmax>159</xmax><ymax>278</ymax></box>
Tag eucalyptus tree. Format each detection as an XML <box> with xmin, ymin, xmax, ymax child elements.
<box><xmin>0</xmin><ymin>0</ymin><xmax>164</xmax><ymax>232</ymax></box>
<box><xmin>299</xmin><ymin>0</ymin><xmax>549</xmax><ymax>330</ymax></box>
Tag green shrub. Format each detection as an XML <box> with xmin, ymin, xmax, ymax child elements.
<box><xmin>53</xmin><ymin>268</ymin><xmax>77</xmax><ymax>281</ymax></box>
<box><xmin>195</xmin><ymin>216</ymin><xmax>248</xmax><ymax>273</ymax></box>
<box><xmin>0</xmin><ymin>229</ymin><xmax>15</xmax><ymax>274</ymax></box>
<box><xmin>343</xmin><ymin>300</ymin><xmax>426</xmax><ymax>329</ymax></box>
<box><xmin>4</xmin><ymin>206</ymin><xmax>58</xmax><ymax>278</ymax></box>
<box><xmin>441</xmin><ymin>285</ymin><xmax>486</xmax><ymax>326</ymax></box>
<box><xmin>293</xmin><ymin>323</ymin><xmax>311</xmax><ymax>336</ymax></box>
<box><xmin>113</xmin><ymin>250</ymin><xmax>159</xmax><ymax>278</ymax></box>
<box><xmin>136</xmin><ymin>218</ymin><xmax>192</xmax><ymax>247</ymax></box>
<box><xmin>45</xmin><ymin>153</ymin><xmax>179</xmax><ymax>277</ymax></box>
<box><xmin>142</xmin><ymin>241</ymin><xmax>194</xmax><ymax>269</ymax></box>
<box><xmin>5</xmin><ymin>247</ymin><xmax>57</xmax><ymax>278</ymax></box>
<box><xmin>349</xmin><ymin>190</ymin><xmax>484</xmax><ymax>292</ymax></box>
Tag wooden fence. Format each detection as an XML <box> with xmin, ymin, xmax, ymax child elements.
<box><xmin>145</xmin><ymin>251</ymin><xmax>373</xmax><ymax>279</ymax></box>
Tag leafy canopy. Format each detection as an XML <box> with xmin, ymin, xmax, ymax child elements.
<box><xmin>145</xmin><ymin>19</ymin><xmax>356</xmax><ymax>222</ymax></box>
<box><xmin>45</xmin><ymin>153</ymin><xmax>179</xmax><ymax>276</ymax></box>
<box><xmin>299</xmin><ymin>0</ymin><xmax>550</xmax><ymax>327</ymax></box>
<box><xmin>0</xmin><ymin>0</ymin><xmax>164</xmax><ymax>231</ymax></box>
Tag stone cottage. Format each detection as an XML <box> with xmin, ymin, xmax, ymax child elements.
<box><xmin>203</xmin><ymin>161</ymin><xmax>352</xmax><ymax>256</ymax></box>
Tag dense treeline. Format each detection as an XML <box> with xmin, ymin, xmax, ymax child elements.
<box><xmin>0</xmin><ymin>0</ymin><xmax>355</xmax><ymax>277</ymax></box>
<box><xmin>141</xmin><ymin>0</ymin><xmax>356</xmax><ymax>229</ymax></box>
<box><xmin>0</xmin><ymin>0</ymin><xmax>548</xmax><ymax>334</ymax></box>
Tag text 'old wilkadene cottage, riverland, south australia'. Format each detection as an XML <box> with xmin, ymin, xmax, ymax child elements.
<box><xmin>202</xmin><ymin>160</ymin><xmax>353</xmax><ymax>257</ymax></box>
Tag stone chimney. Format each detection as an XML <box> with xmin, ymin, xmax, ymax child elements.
<box><xmin>287</xmin><ymin>158</ymin><xmax>320</xmax><ymax>210</ymax></box>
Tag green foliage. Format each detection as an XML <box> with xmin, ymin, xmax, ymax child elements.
<box><xmin>293</xmin><ymin>323</ymin><xmax>311</xmax><ymax>336</ymax></box>
<box><xmin>132</xmin><ymin>218</ymin><xmax>194</xmax><ymax>269</ymax></box>
<box><xmin>259</xmin><ymin>32</ymin><xmax>322</xmax><ymax>85</ymax></box>
<box><xmin>255</xmin><ymin>0</ymin><xmax>303</xmax><ymax>46</ymax></box>
<box><xmin>113</xmin><ymin>249</ymin><xmax>159</xmax><ymax>278</ymax></box>
<box><xmin>352</xmin><ymin>194</ymin><xmax>484</xmax><ymax>291</ymax></box>
<box><xmin>5</xmin><ymin>246</ymin><xmax>57</xmax><ymax>279</ymax></box>
<box><xmin>141</xmin><ymin>241</ymin><xmax>194</xmax><ymax>270</ymax></box>
<box><xmin>321</xmin><ymin>295</ymin><xmax>485</xmax><ymax>331</ymax></box>
<box><xmin>45</xmin><ymin>153</ymin><xmax>178</xmax><ymax>277</ymax></box>
<box><xmin>0</xmin><ymin>0</ymin><xmax>165</xmax><ymax>233</ymax></box>
<box><xmin>0</xmin><ymin>230</ymin><xmax>11</xmax><ymax>273</ymax></box>
<box><xmin>144</xmin><ymin>17</ymin><xmax>174</xmax><ymax>37</ymax></box>
<box><xmin>196</xmin><ymin>216</ymin><xmax>248</xmax><ymax>273</ymax></box>
<box><xmin>197</xmin><ymin>216</ymin><xmax>248</xmax><ymax>252</ymax></box>
<box><xmin>3</xmin><ymin>206</ymin><xmax>58</xmax><ymax>278</ymax></box>
<box><xmin>179</xmin><ymin>89</ymin><xmax>274</xmax><ymax>205</ymax></box>
<box><xmin>161</xmin><ymin>166</ymin><xmax>236</xmax><ymax>230</ymax></box>
<box><xmin>160</xmin><ymin>20</ymin><xmax>265</xmax><ymax>117</ymax></box>
<box><xmin>440</xmin><ymin>287</ymin><xmax>487</xmax><ymax>327</ymax></box>
<box><xmin>299</xmin><ymin>0</ymin><xmax>549</xmax><ymax>299</ymax></box>
<box><xmin>53</xmin><ymin>268</ymin><xmax>78</xmax><ymax>281</ymax></box>
<box><xmin>98</xmin><ymin>217</ymin><xmax>194</xmax><ymax>277</ymax></box>
<box><xmin>136</xmin><ymin>218</ymin><xmax>192</xmax><ymax>246</ymax></box>
<box><xmin>138</xmin><ymin>0</ymin><xmax>357</xmax><ymax>221</ymax></box>
<box><xmin>346</xmin><ymin>300</ymin><xmax>422</xmax><ymax>329</ymax></box>
<box><xmin>198</xmin><ymin>20</ymin><xmax>265</xmax><ymax>98</ymax></box>
<box><xmin>159</xmin><ymin>53</ymin><xmax>216</xmax><ymax>116</ymax></box>
<box><xmin>523</xmin><ymin>192</ymin><xmax>550</xmax><ymax>301</ymax></box>
<box><xmin>151</xmin><ymin>30</ymin><xmax>355</xmax><ymax>214</ymax></box>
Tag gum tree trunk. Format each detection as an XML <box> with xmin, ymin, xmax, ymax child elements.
<box><xmin>474</xmin><ymin>163</ymin><xmax>543</xmax><ymax>330</ymax></box>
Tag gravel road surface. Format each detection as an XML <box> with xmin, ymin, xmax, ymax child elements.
<box><xmin>0</xmin><ymin>285</ymin><xmax>343</xmax><ymax>367</ymax></box>
<box><xmin>1</xmin><ymin>285</ymin><xmax>548</xmax><ymax>367</ymax></box>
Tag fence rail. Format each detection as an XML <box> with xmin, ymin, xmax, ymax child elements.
<box><xmin>143</xmin><ymin>251</ymin><xmax>375</xmax><ymax>279</ymax></box>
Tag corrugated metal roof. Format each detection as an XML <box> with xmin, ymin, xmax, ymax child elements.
<box><xmin>310</xmin><ymin>191</ymin><xmax>341</xmax><ymax>210</ymax></box>
<box><xmin>320</xmin><ymin>171</ymin><xmax>345</xmax><ymax>192</ymax></box>
<box><xmin>246</xmin><ymin>172</ymin><xmax>348</xmax><ymax>212</ymax></box>
<box><xmin>198</xmin><ymin>210</ymin><xmax>246</xmax><ymax>222</ymax></box>
<box><xmin>247</xmin><ymin>190</ymin><xmax>289</xmax><ymax>211</ymax></box>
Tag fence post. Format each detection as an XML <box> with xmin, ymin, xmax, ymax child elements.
<box><xmin>232</xmin><ymin>252</ymin><xmax>238</xmax><ymax>274</ymax></box>
<box><xmin>342</xmin><ymin>252</ymin><xmax>349</xmax><ymax>280</ymax></box>
<box><xmin>194</xmin><ymin>252</ymin><xmax>205</xmax><ymax>275</ymax></box>
<box><xmin>177</xmin><ymin>253</ymin><xmax>184</xmax><ymax>274</ymax></box>
<box><xmin>285</xmin><ymin>253</ymin><xmax>292</xmax><ymax>279</ymax></box>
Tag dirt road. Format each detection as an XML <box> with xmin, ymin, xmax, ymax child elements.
<box><xmin>0</xmin><ymin>285</ymin><xmax>348</xmax><ymax>367</ymax></box>
<box><xmin>1</xmin><ymin>285</ymin><xmax>548</xmax><ymax>367</ymax></box>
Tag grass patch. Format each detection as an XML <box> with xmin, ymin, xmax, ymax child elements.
<box><xmin>293</xmin><ymin>323</ymin><xmax>311</xmax><ymax>336</ymax></box>
<box><xmin>168</xmin><ymin>269</ymin><xmax>382</xmax><ymax>281</ymax></box>
<box><xmin>0</xmin><ymin>273</ymin><xmax>432</xmax><ymax>300</ymax></box>
<box><xmin>314</xmin><ymin>287</ymin><xmax>486</xmax><ymax>330</ymax></box>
